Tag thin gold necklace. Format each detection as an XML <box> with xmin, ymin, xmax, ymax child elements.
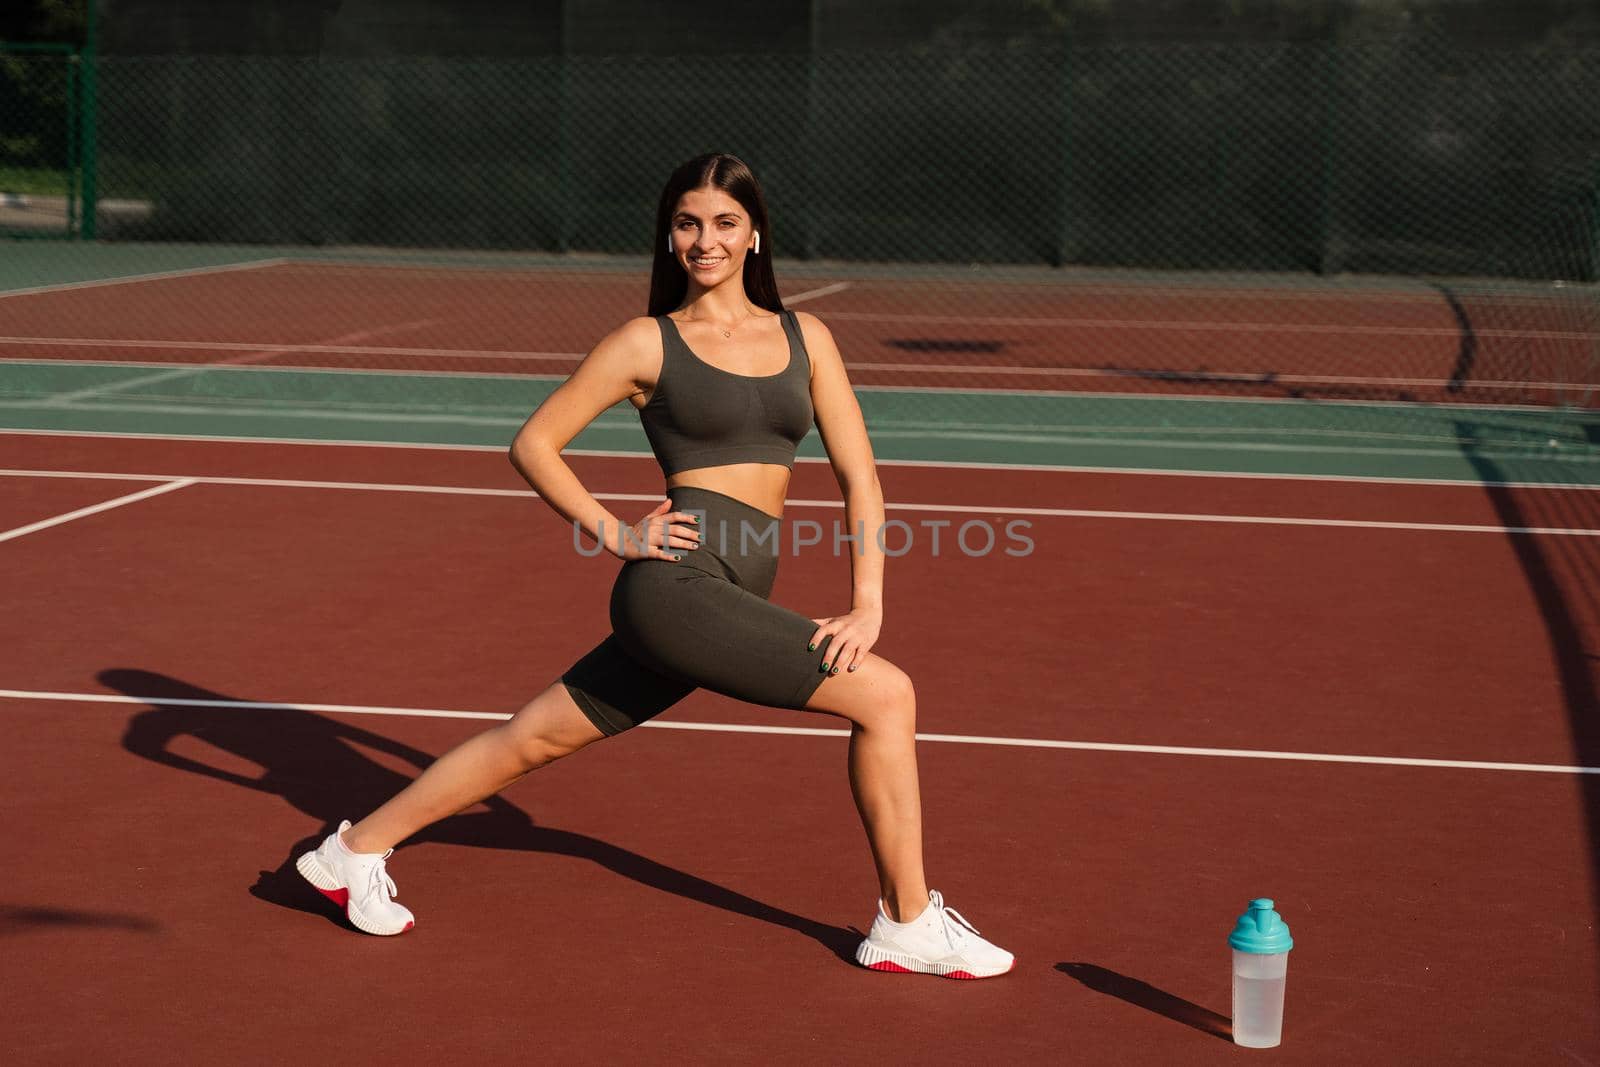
<box><xmin>681</xmin><ymin>308</ymin><xmax>758</xmax><ymax>339</ymax></box>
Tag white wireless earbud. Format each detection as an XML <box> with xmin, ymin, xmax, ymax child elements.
<box><xmin>753</xmin><ymin>231</ymin><xmax>761</xmax><ymax>254</ymax></box>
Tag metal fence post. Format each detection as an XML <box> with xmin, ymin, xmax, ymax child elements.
<box><xmin>65</xmin><ymin>50</ymin><xmax>80</xmax><ymax>236</ymax></box>
<box><xmin>1588</xmin><ymin>157</ymin><xmax>1600</xmax><ymax>284</ymax></box>
<box><xmin>79</xmin><ymin>0</ymin><xmax>98</xmax><ymax>240</ymax></box>
<box><xmin>801</xmin><ymin>40</ymin><xmax>819</xmax><ymax>259</ymax></box>
<box><xmin>1314</xmin><ymin>39</ymin><xmax>1341</xmax><ymax>275</ymax></box>
<box><xmin>1053</xmin><ymin>44</ymin><xmax>1074</xmax><ymax>267</ymax></box>
<box><xmin>556</xmin><ymin>3</ymin><xmax>574</xmax><ymax>255</ymax></box>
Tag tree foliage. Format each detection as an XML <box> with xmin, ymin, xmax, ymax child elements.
<box><xmin>0</xmin><ymin>0</ymin><xmax>86</xmax><ymax>47</ymax></box>
<box><xmin>1</xmin><ymin>2</ymin><xmax>85</xmax><ymax>177</ymax></box>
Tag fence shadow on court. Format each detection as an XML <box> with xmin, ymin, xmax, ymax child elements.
<box><xmin>108</xmin><ymin>668</ymin><xmax>859</xmax><ymax>960</ymax></box>
<box><xmin>1056</xmin><ymin>962</ymin><xmax>1231</xmax><ymax>1041</ymax></box>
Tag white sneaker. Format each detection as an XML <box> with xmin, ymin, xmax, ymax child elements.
<box><xmin>855</xmin><ymin>889</ymin><xmax>1014</xmax><ymax>979</ymax></box>
<box><xmin>295</xmin><ymin>820</ymin><xmax>415</xmax><ymax>936</ymax></box>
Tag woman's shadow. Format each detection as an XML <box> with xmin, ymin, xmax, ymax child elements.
<box><xmin>110</xmin><ymin>668</ymin><xmax>857</xmax><ymax>959</ymax></box>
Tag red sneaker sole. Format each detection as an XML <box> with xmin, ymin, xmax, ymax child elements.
<box><xmin>312</xmin><ymin>885</ymin><xmax>414</xmax><ymax>933</ymax></box>
<box><xmin>864</xmin><ymin>961</ymin><xmax>984</xmax><ymax>980</ymax></box>
<box><xmin>314</xmin><ymin>886</ymin><xmax>350</xmax><ymax>908</ymax></box>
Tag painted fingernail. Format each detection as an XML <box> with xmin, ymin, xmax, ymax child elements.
<box><xmin>671</xmin><ymin>553</ymin><xmax>683</xmax><ymax>561</ymax></box>
<box><xmin>847</xmin><ymin>664</ymin><xmax>857</xmax><ymax>672</ymax></box>
<box><xmin>689</xmin><ymin>516</ymin><xmax>699</xmax><ymax>524</ymax></box>
<box><xmin>807</xmin><ymin>643</ymin><xmax>816</xmax><ymax>651</ymax></box>
<box><xmin>830</xmin><ymin>666</ymin><xmax>840</xmax><ymax>675</ymax></box>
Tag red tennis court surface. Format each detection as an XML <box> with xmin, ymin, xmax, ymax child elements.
<box><xmin>3</xmin><ymin>259</ymin><xmax>1593</xmax><ymax>403</ymax></box>
<box><xmin>2</xmin><ymin>430</ymin><xmax>1597</xmax><ymax>1063</ymax></box>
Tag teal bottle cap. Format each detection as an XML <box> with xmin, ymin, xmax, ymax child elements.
<box><xmin>1228</xmin><ymin>898</ymin><xmax>1294</xmax><ymax>954</ymax></box>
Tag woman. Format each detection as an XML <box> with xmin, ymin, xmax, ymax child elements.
<box><xmin>296</xmin><ymin>153</ymin><xmax>1013</xmax><ymax>980</ymax></box>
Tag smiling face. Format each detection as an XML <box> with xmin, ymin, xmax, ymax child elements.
<box><xmin>669</xmin><ymin>186</ymin><xmax>758</xmax><ymax>289</ymax></box>
<box><xmin>647</xmin><ymin>153</ymin><xmax>780</xmax><ymax>318</ymax></box>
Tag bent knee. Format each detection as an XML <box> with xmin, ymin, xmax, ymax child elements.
<box><xmin>534</xmin><ymin>729</ymin><xmax>582</xmax><ymax>762</ymax></box>
<box><xmin>505</xmin><ymin>726</ymin><xmax>589</xmax><ymax>770</ymax></box>
<box><xmin>861</xmin><ymin>659</ymin><xmax>917</xmax><ymax>732</ymax></box>
<box><xmin>504</xmin><ymin>688</ymin><xmax>607</xmax><ymax>768</ymax></box>
<box><xmin>884</xmin><ymin>663</ymin><xmax>916</xmax><ymax>714</ymax></box>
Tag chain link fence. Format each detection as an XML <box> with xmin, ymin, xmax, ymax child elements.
<box><xmin>0</xmin><ymin>46</ymin><xmax>81</xmax><ymax>238</ymax></box>
<box><xmin>15</xmin><ymin>43</ymin><xmax>1575</xmax><ymax>280</ymax></box>
<box><xmin>1</xmin><ymin>40</ymin><xmax>1597</xmax><ymax>466</ymax></box>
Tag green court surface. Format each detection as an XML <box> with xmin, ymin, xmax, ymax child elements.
<box><xmin>1</xmin><ymin>359</ymin><xmax>1596</xmax><ymax>485</ymax></box>
<box><xmin>3</xmin><ymin>241</ymin><xmax>1597</xmax><ymax>485</ymax></box>
<box><xmin>0</xmin><ymin>243</ymin><xmax>292</xmax><ymax>291</ymax></box>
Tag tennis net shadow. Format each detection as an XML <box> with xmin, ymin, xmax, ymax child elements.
<box><xmin>1454</xmin><ymin>432</ymin><xmax>1600</xmax><ymax>967</ymax></box>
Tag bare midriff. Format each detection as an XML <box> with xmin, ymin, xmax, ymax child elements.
<box><xmin>667</xmin><ymin>463</ymin><xmax>790</xmax><ymax>520</ymax></box>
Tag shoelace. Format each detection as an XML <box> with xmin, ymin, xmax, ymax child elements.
<box><xmin>366</xmin><ymin>854</ymin><xmax>399</xmax><ymax>903</ymax></box>
<box><xmin>930</xmin><ymin>890</ymin><xmax>981</xmax><ymax>949</ymax></box>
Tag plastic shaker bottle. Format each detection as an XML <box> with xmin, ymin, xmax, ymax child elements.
<box><xmin>1228</xmin><ymin>898</ymin><xmax>1294</xmax><ymax>1048</ymax></box>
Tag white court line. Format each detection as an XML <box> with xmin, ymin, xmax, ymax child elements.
<box><xmin>0</xmin><ymin>398</ymin><xmax>531</xmax><ymax>427</ymax></box>
<box><xmin>0</xmin><ymin>393</ymin><xmax>1584</xmax><ymax>445</ymax></box>
<box><xmin>850</xmin><ymin>382</ymin><xmax>1574</xmax><ymax>413</ymax></box>
<box><xmin>0</xmin><ymin>336</ymin><xmax>585</xmax><ymax>362</ymax></box>
<box><xmin>3</xmin><ymin>335</ymin><xmax>1588</xmax><ymax>398</ymax></box>
<box><xmin>845</xmin><ymin>361</ymin><xmax>1577</xmax><ymax>394</ymax></box>
<box><xmin>863</xmin><ymin>420</ymin><xmax>1554</xmax><ymax>448</ymax></box>
<box><xmin>819</xmin><ymin>309</ymin><xmax>1600</xmax><ymax>341</ymax></box>
<box><xmin>4</xmin><ymin>427</ymin><xmax>1599</xmax><ymax>491</ymax></box>
<box><xmin>785</xmin><ymin>281</ymin><xmax>852</xmax><ymax>304</ymax></box>
<box><xmin>2</xmin><ymin>346</ymin><xmax>1580</xmax><ymax>397</ymax></box>
<box><xmin>0</xmin><ymin>258</ymin><xmax>288</xmax><ymax>301</ymax></box>
<box><xmin>0</xmin><ymin>478</ymin><xmax>194</xmax><ymax>544</ymax></box>
<box><xmin>1</xmin><ymin>348</ymin><xmax>1581</xmax><ymax>412</ymax></box>
<box><xmin>910</xmin><ymin>435</ymin><xmax>1593</xmax><ymax>463</ymax></box>
<box><xmin>2</xmin><ymin>468</ymin><xmax>1596</xmax><ymax>536</ymax></box>
<box><xmin>1</xmin><ymin>688</ymin><xmax>1593</xmax><ymax>775</ymax></box>
<box><xmin>868</xmin><ymin>428</ymin><xmax>1600</xmax><ymax>464</ymax></box>
<box><xmin>0</xmin><ymin>356</ymin><xmax>567</xmax><ymax>384</ymax></box>
<box><xmin>1</xmin><ymin>382</ymin><xmax>1574</xmax><ymax>426</ymax></box>
<box><xmin>776</xmin><ymin>279</ymin><xmax>1580</xmax><ymax>305</ymax></box>
<box><xmin>808</xmin><ymin>498</ymin><xmax>1600</xmax><ymax>536</ymax></box>
<box><xmin>261</xmin><ymin>261</ymin><xmax>1585</xmax><ymax>305</ymax></box>
<box><xmin>38</xmin><ymin>318</ymin><xmax>448</xmax><ymax>406</ymax></box>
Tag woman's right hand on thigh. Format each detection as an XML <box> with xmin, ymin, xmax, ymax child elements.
<box><xmin>614</xmin><ymin>498</ymin><xmax>701</xmax><ymax>561</ymax></box>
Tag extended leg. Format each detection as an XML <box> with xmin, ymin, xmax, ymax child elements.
<box><xmin>342</xmin><ymin>682</ymin><xmax>605</xmax><ymax>854</ymax></box>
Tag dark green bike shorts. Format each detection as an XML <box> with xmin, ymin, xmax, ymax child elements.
<box><xmin>561</xmin><ymin>486</ymin><xmax>834</xmax><ymax>736</ymax></box>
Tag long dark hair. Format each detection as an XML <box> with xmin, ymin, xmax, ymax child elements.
<box><xmin>647</xmin><ymin>153</ymin><xmax>783</xmax><ymax>318</ymax></box>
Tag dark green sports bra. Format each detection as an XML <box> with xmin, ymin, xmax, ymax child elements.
<box><xmin>640</xmin><ymin>310</ymin><xmax>814</xmax><ymax>477</ymax></box>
